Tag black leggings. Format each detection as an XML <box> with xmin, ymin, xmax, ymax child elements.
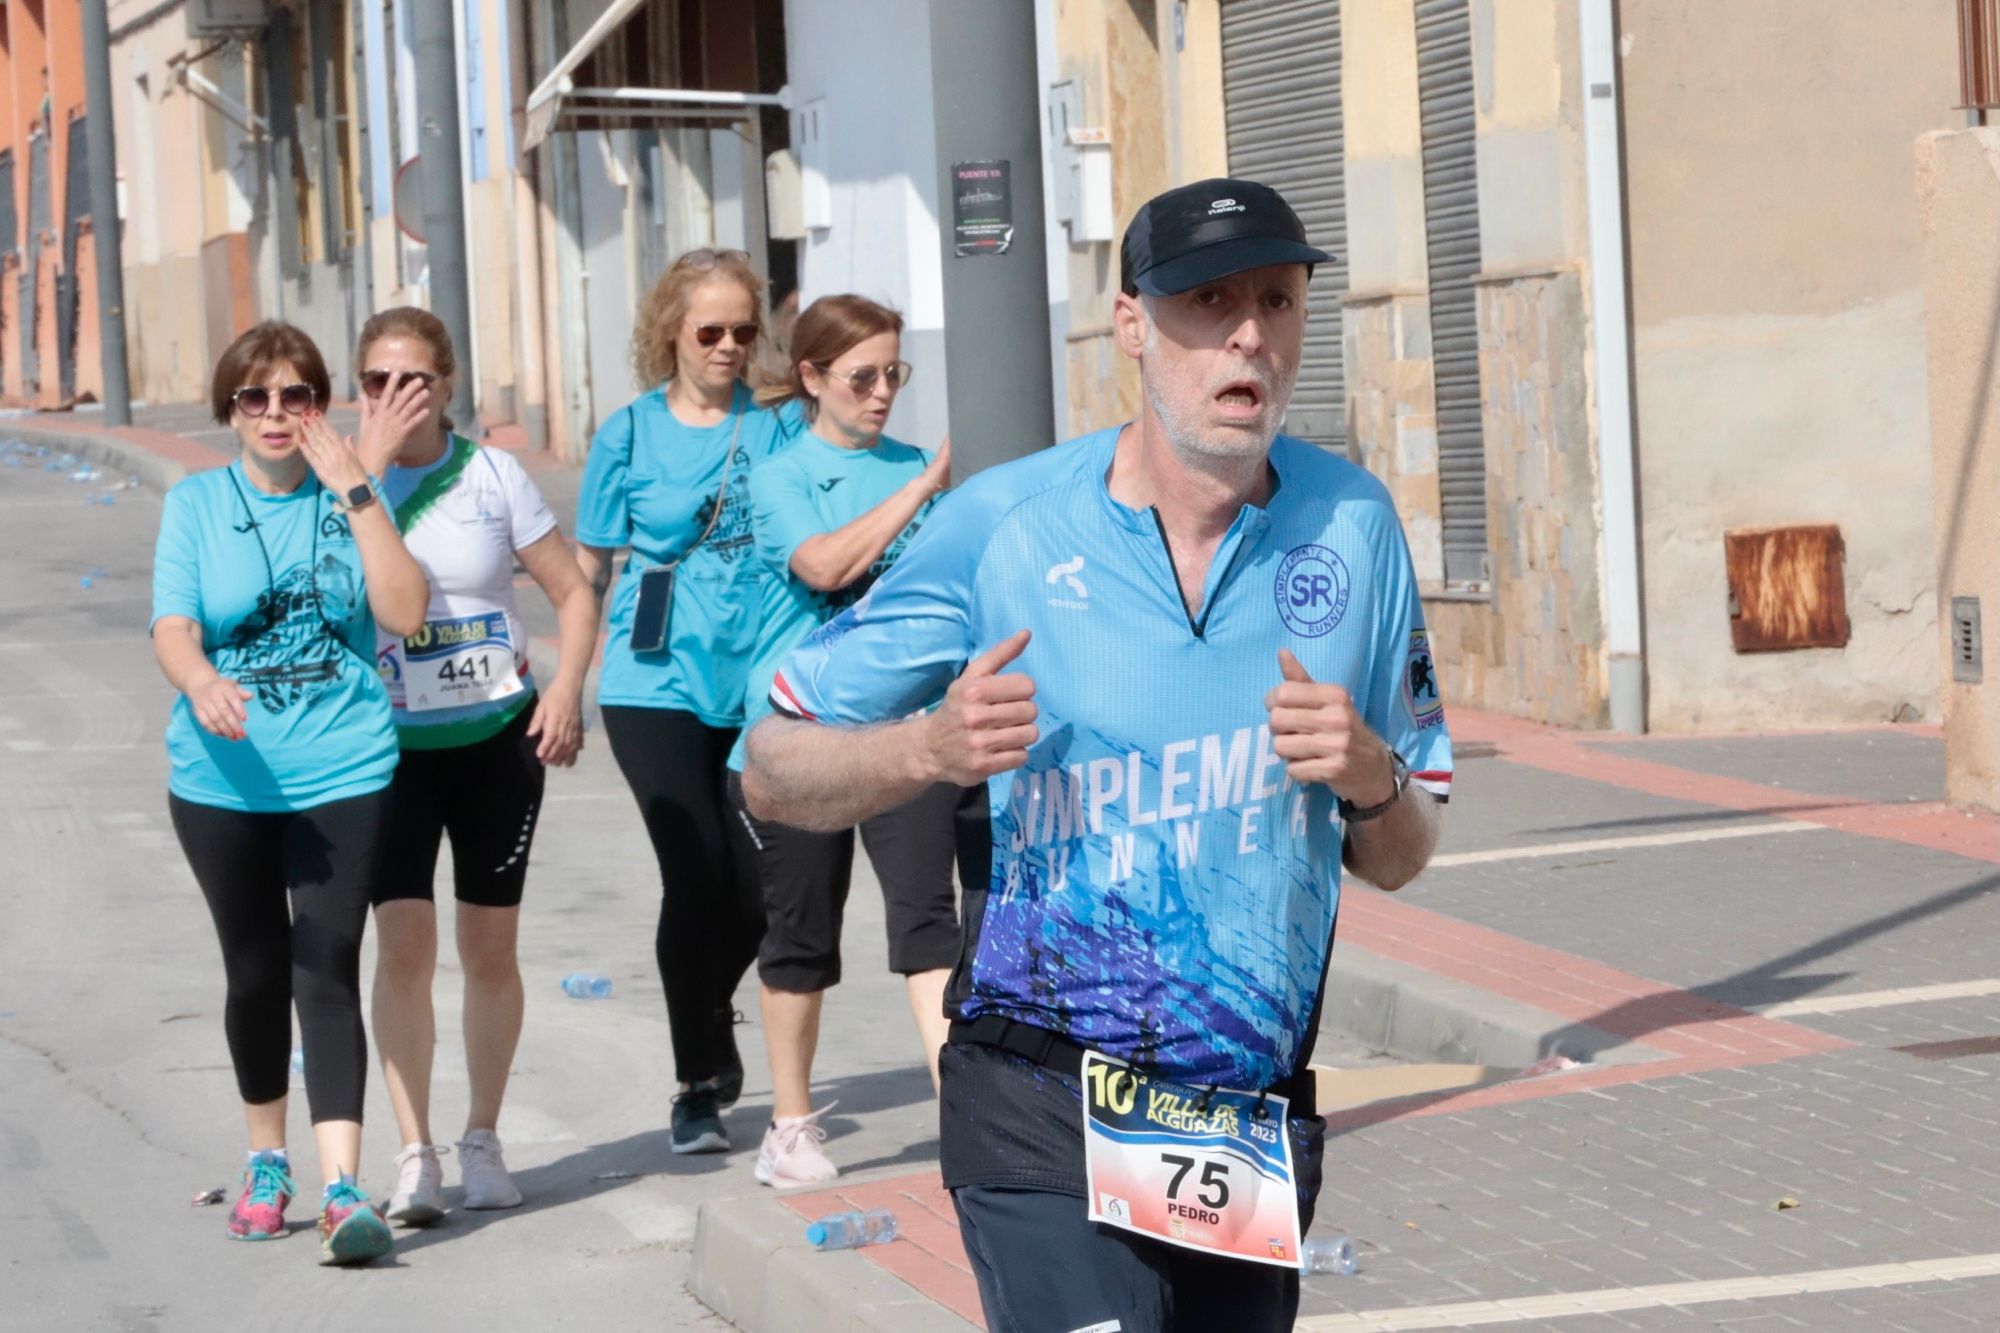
<box><xmin>601</xmin><ymin>705</ymin><xmax>764</xmax><ymax>1085</ymax></box>
<box><xmin>170</xmin><ymin>788</ymin><xmax>388</xmax><ymax>1124</ymax></box>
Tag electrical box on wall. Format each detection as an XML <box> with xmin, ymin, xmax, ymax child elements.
<box><xmin>1046</xmin><ymin>79</ymin><xmax>1115</xmax><ymax>246</ymax></box>
<box><xmin>766</xmin><ymin>149</ymin><xmax>805</xmax><ymax>241</ymax></box>
<box><xmin>187</xmin><ymin>0</ymin><xmax>268</xmax><ymax>37</ymax></box>
<box><xmin>792</xmin><ymin>99</ymin><xmax>832</xmax><ymax>233</ymax></box>
<box><xmin>1067</xmin><ymin>128</ymin><xmax>1115</xmax><ymax>244</ymax></box>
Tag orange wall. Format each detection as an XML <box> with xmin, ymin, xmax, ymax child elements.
<box><xmin>45</xmin><ymin>0</ymin><xmax>79</xmax><ymax>231</ymax></box>
<box><xmin>0</xmin><ymin>0</ymin><xmax>100</xmax><ymax>405</ymax></box>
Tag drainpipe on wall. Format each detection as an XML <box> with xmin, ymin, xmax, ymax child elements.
<box><xmin>1580</xmin><ymin>0</ymin><xmax>1646</xmax><ymax>733</ymax></box>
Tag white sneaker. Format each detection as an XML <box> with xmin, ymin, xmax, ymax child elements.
<box><xmin>753</xmin><ymin>1103</ymin><xmax>840</xmax><ymax>1189</ymax></box>
<box><xmin>457</xmin><ymin>1129</ymin><xmax>524</xmax><ymax>1210</ymax></box>
<box><xmin>385</xmin><ymin>1143</ymin><xmax>447</xmax><ymax>1227</ymax></box>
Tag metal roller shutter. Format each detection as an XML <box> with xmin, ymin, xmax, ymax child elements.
<box><xmin>1416</xmin><ymin>0</ymin><xmax>1488</xmax><ymax>586</ymax></box>
<box><xmin>1221</xmin><ymin>0</ymin><xmax>1347</xmax><ymax>452</ymax></box>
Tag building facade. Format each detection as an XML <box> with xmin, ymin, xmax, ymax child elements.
<box><xmin>85</xmin><ymin>1</ymin><xmax>1981</xmax><ymax>756</ymax></box>
<box><xmin>1066</xmin><ymin>0</ymin><xmax>1963</xmax><ymax>736</ymax></box>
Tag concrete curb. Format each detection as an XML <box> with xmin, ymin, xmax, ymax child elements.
<box><xmin>691</xmin><ymin>1185</ymin><xmax>981</xmax><ymax>1333</ymax></box>
<box><xmin>1323</xmin><ymin>943</ymin><xmax>1671</xmax><ymax>1071</ymax></box>
<box><xmin>0</xmin><ymin>419</ymin><xmax>195</xmax><ymax>493</ymax></box>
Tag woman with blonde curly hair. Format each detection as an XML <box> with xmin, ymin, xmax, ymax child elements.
<box><xmin>575</xmin><ymin>249</ymin><xmax>802</xmax><ymax>1155</ymax></box>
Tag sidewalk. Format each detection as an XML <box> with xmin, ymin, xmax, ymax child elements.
<box><xmin>0</xmin><ymin>401</ymin><xmax>567</xmax><ymax>503</ymax></box>
<box><xmin>692</xmin><ymin>716</ymin><xmax>2000</xmax><ymax>1332</ymax></box>
<box><xmin>41</xmin><ymin>410</ymin><xmax>2000</xmax><ymax>1330</ymax></box>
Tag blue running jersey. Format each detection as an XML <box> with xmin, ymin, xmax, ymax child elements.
<box><xmin>773</xmin><ymin>428</ymin><xmax>1454</xmax><ymax>1090</ymax></box>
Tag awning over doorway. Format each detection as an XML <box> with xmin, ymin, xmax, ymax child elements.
<box><xmin>522</xmin><ymin>0</ymin><xmax>786</xmax><ymax>151</ymax></box>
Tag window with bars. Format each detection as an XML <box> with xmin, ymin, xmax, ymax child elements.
<box><xmin>1961</xmin><ymin>0</ymin><xmax>2000</xmax><ymax>108</ymax></box>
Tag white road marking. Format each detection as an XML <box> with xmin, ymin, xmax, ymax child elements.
<box><xmin>1296</xmin><ymin>1252</ymin><xmax>2000</xmax><ymax>1330</ymax></box>
<box><xmin>5</xmin><ymin>740</ymin><xmax>143</xmax><ymax>753</ymax></box>
<box><xmin>0</xmin><ymin>498</ymin><xmax>119</xmax><ymax>509</ymax></box>
<box><xmin>1762</xmin><ymin>978</ymin><xmax>2000</xmax><ymax>1017</ymax></box>
<box><xmin>1429</xmin><ymin>821</ymin><xmax>1823</xmax><ymax>868</ymax></box>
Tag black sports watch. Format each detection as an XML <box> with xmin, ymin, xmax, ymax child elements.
<box><xmin>1338</xmin><ymin>749</ymin><xmax>1408</xmax><ymax>824</ymax></box>
<box><xmin>337</xmin><ymin>482</ymin><xmax>378</xmax><ymax>514</ymax></box>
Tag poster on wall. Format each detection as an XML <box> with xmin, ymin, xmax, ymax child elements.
<box><xmin>952</xmin><ymin>160</ymin><xmax>1013</xmax><ymax>257</ymax></box>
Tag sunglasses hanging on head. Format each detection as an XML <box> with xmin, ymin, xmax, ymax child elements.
<box><xmin>675</xmin><ymin>248</ymin><xmax>751</xmax><ymax>273</ymax></box>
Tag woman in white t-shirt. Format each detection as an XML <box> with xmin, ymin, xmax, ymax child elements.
<box><xmin>353</xmin><ymin>307</ymin><xmax>600</xmax><ymax>1225</ymax></box>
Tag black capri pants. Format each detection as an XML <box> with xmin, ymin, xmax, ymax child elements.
<box><xmin>373</xmin><ymin>699</ymin><xmax>546</xmax><ymax>908</ymax></box>
<box><xmin>731</xmin><ymin>775</ymin><xmax>967</xmax><ymax>993</ymax></box>
<box><xmin>170</xmin><ymin>788</ymin><xmax>389</xmax><ymax>1123</ymax></box>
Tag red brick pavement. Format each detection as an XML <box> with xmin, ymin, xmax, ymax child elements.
<box><xmin>760</xmin><ymin>707</ymin><xmax>1997</xmax><ymax>1326</ymax></box>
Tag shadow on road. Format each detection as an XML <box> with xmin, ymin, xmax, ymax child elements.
<box><xmin>1326</xmin><ymin>867</ymin><xmax>2000</xmax><ymax>1138</ymax></box>
<box><xmin>389</xmin><ymin>1062</ymin><xmax>937</xmax><ymax>1255</ymax></box>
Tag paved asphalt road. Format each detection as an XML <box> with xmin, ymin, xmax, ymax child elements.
<box><xmin>0</xmin><ymin>447</ymin><xmax>964</xmax><ymax>1328</ymax></box>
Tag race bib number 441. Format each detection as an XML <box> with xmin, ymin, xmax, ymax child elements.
<box><xmin>1082</xmin><ymin>1052</ymin><xmax>1303</xmax><ymax>1268</ymax></box>
<box><xmin>392</xmin><ymin>612</ymin><xmax>524</xmax><ymax>713</ymax></box>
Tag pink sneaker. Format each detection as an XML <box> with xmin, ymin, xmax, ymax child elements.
<box><xmin>316</xmin><ymin>1176</ymin><xmax>393</xmax><ymax>1267</ymax></box>
<box><xmin>226</xmin><ymin>1151</ymin><xmax>295</xmax><ymax>1241</ymax></box>
<box><xmin>753</xmin><ymin>1103</ymin><xmax>839</xmax><ymax>1189</ymax></box>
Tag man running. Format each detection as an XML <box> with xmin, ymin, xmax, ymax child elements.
<box><xmin>743</xmin><ymin>178</ymin><xmax>1453</xmax><ymax>1332</ymax></box>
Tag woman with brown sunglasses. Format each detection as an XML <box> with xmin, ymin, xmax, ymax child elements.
<box><xmin>150</xmin><ymin>322</ymin><xmax>427</xmax><ymax>1266</ymax></box>
<box><xmin>575</xmin><ymin>249</ymin><xmax>804</xmax><ymax>1155</ymax></box>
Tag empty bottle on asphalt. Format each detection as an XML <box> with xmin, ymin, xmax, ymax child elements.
<box><xmin>1302</xmin><ymin>1235</ymin><xmax>1359</xmax><ymax>1275</ymax></box>
<box><xmin>560</xmin><ymin>973</ymin><xmax>613</xmax><ymax>999</ymax></box>
<box><xmin>805</xmin><ymin>1209</ymin><xmax>897</xmax><ymax>1251</ymax></box>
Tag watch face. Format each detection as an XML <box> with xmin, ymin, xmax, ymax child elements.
<box><xmin>346</xmin><ymin>483</ymin><xmax>374</xmax><ymax>506</ymax></box>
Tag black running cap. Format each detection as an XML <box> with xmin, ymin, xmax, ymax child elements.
<box><xmin>1120</xmin><ymin>178</ymin><xmax>1332</xmax><ymax>297</ymax></box>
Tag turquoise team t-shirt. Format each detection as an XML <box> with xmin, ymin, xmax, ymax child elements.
<box><xmin>726</xmin><ymin>429</ymin><xmax>938</xmax><ymax>771</ymax></box>
<box><xmin>575</xmin><ymin>384</ymin><xmax>801</xmax><ymax>726</ymax></box>
<box><xmin>151</xmin><ymin>461</ymin><xmax>399</xmax><ymax>812</ymax></box>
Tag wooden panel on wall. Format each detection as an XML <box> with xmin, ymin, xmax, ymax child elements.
<box><xmin>1725</xmin><ymin>524</ymin><xmax>1851</xmax><ymax>653</ymax></box>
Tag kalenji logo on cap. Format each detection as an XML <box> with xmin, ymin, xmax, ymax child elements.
<box><xmin>1208</xmin><ymin>197</ymin><xmax>1245</xmax><ymax>215</ymax></box>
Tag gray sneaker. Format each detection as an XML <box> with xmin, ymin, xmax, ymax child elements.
<box><xmin>670</xmin><ymin>1086</ymin><xmax>729</xmax><ymax>1154</ymax></box>
<box><xmin>456</xmin><ymin>1129</ymin><xmax>523</xmax><ymax>1210</ymax></box>
<box><xmin>385</xmin><ymin>1143</ymin><xmax>447</xmax><ymax>1227</ymax></box>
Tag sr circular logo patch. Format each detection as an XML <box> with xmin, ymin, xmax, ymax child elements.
<box><xmin>1274</xmin><ymin>544</ymin><xmax>1351</xmax><ymax>638</ymax></box>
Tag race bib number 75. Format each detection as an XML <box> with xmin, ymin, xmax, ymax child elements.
<box><xmin>1081</xmin><ymin>1051</ymin><xmax>1303</xmax><ymax>1268</ymax></box>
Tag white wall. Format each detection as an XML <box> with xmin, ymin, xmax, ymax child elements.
<box><xmin>783</xmin><ymin>0</ymin><xmax>949</xmax><ymax>448</ymax></box>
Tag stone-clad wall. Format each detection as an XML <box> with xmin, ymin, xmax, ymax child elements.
<box><xmin>1345</xmin><ymin>292</ymin><xmax>1444</xmax><ymax>583</ymax></box>
<box><xmin>1346</xmin><ymin>271</ymin><xmax>1608</xmax><ymax>728</ymax></box>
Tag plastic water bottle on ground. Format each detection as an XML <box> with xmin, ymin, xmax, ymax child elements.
<box><xmin>1302</xmin><ymin>1235</ymin><xmax>1359</xmax><ymax>1275</ymax></box>
<box><xmin>79</xmin><ymin>565</ymin><xmax>105</xmax><ymax>590</ymax></box>
<box><xmin>289</xmin><ymin>1047</ymin><xmax>306</xmax><ymax>1084</ymax></box>
<box><xmin>805</xmin><ymin>1209</ymin><xmax>897</xmax><ymax>1251</ymax></box>
<box><xmin>560</xmin><ymin>973</ymin><xmax>613</xmax><ymax>999</ymax></box>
